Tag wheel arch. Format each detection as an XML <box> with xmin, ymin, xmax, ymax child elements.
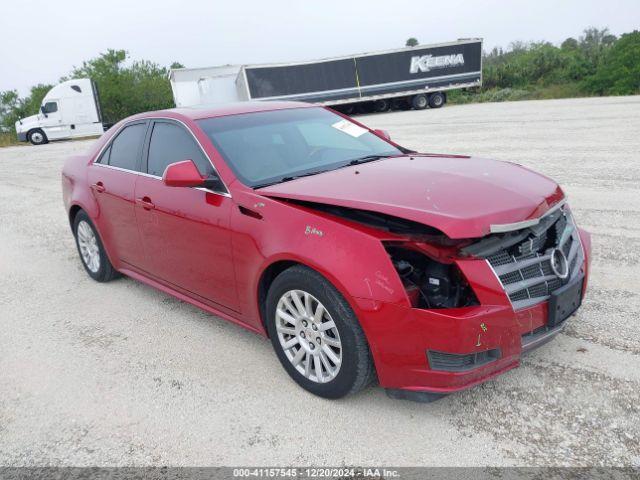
<box><xmin>68</xmin><ymin>203</ymin><xmax>83</xmax><ymax>230</ymax></box>
<box><xmin>256</xmin><ymin>256</ymin><xmax>363</xmax><ymax>337</ymax></box>
<box><xmin>27</xmin><ymin>127</ymin><xmax>47</xmax><ymax>142</ymax></box>
<box><xmin>67</xmin><ymin>202</ymin><xmax>119</xmax><ymax>272</ymax></box>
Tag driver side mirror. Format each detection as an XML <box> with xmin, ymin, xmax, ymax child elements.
<box><xmin>163</xmin><ymin>159</ymin><xmax>223</xmax><ymax>190</ymax></box>
<box><xmin>39</xmin><ymin>105</ymin><xmax>48</xmax><ymax>118</ymax></box>
<box><xmin>374</xmin><ymin>129</ymin><xmax>391</xmax><ymax>141</ymax></box>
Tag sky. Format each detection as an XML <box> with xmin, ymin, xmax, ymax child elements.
<box><xmin>1</xmin><ymin>0</ymin><xmax>638</xmax><ymax>95</ymax></box>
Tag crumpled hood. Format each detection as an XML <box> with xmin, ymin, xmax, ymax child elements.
<box><xmin>257</xmin><ymin>154</ymin><xmax>564</xmax><ymax>239</ymax></box>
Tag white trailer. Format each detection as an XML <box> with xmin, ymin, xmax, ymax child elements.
<box><xmin>169</xmin><ymin>65</ymin><xmax>241</xmax><ymax>107</ymax></box>
<box><xmin>15</xmin><ymin>78</ymin><xmax>104</xmax><ymax>145</ymax></box>
<box><xmin>169</xmin><ymin>39</ymin><xmax>482</xmax><ymax>113</ymax></box>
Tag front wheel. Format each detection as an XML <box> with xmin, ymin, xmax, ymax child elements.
<box><xmin>28</xmin><ymin>129</ymin><xmax>48</xmax><ymax>145</ymax></box>
<box><xmin>265</xmin><ymin>266</ymin><xmax>376</xmax><ymax>399</ymax></box>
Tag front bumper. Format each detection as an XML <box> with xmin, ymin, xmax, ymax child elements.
<box><xmin>355</xmin><ymin>227</ymin><xmax>592</xmax><ymax>395</ymax></box>
<box><xmin>16</xmin><ymin>131</ymin><xmax>27</xmax><ymax>142</ymax></box>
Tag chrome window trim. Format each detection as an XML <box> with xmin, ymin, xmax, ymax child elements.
<box><xmin>92</xmin><ymin>116</ymin><xmax>232</xmax><ymax>198</ymax></box>
<box><xmin>489</xmin><ymin>198</ymin><xmax>567</xmax><ymax>234</ymax></box>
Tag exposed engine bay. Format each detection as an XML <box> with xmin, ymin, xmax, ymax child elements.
<box><xmin>385</xmin><ymin>244</ymin><xmax>478</xmax><ymax>309</ymax></box>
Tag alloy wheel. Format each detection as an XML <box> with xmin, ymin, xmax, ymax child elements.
<box><xmin>77</xmin><ymin>220</ymin><xmax>101</xmax><ymax>273</ymax></box>
<box><xmin>275</xmin><ymin>289</ymin><xmax>342</xmax><ymax>383</ymax></box>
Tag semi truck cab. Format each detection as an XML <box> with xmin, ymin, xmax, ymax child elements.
<box><xmin>15</xmin><ymin>78</ymin><xmax>105</xmax><ymax>145</ymax></box>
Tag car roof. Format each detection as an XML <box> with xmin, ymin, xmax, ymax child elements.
<box><xmin>141</xmin><ymin>101</ymin><xmax>316</xmax><ymax>121</ymax></box>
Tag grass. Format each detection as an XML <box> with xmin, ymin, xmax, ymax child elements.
<box><xmin>447</xmin><ymin>83</ymin><xmax>596</xmax><ymax>105</ymax></box>
<box><xmin>0</xmin><ymin>132</ymin><xmax>22</xmax><ymax>148</ymax></box>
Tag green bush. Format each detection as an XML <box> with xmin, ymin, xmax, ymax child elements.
<box><xmin>584</xmin><ymin>31</ymin><xmax>640</xmax><ymax>95</ymax></box>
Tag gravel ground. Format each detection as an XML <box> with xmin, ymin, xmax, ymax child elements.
<box><xmin>1</xmin><ymin>96</ymin><xmax>639</xmax><ymax>467</ymax></box>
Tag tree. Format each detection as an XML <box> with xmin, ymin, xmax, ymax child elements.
<box><xmin>0</xmin><ymin>90</ymin><xmax>22</xmax><ymax>132</ymax></box>
<box><xmin>170</xmin><ymin>62</ymin><xmax>185</xmax><ymax>69</ymax></box>
<box><xmin>585</xmin><ymin>30</ymin><xmax>640</xmax><ymax>95</ymax></box>
<box><xmin>561</xmin><ymin>37</ymin><xmax>579</xmax><ymax>50</ymax></box>
<box><xmin>405</xmin><ymin>37</ymin><xmax>418</xmax><ymax>47</ymax></box>
<box><xmin>70</xmin><ymin>49</ymin><xmax>175</xmax><ymax>123</ymax></box>
<box><xmin>579</xmin><ymin>27</ymin><xmax>617</xmax><ymax>68</ymax></box>
<box><xmin>0</xmin><ymin>84</ymin><xmax>54</xmax><ymax>134</ymax></box>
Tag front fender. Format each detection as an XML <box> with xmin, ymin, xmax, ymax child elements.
<box><xmin>229</xmin><ymin>190</ymin><xmax>410</xmax><ymax>330</ymax></box>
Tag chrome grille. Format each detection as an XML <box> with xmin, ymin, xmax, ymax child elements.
<box><xmin>484</xmin><ymin>207</ymin><xmax>584</xmax><ymax>310</ymax></box>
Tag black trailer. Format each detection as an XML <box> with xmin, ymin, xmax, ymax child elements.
<box><xmin>235</xmin><ymin>39</ymin><xmax>482</xmax><ymax>111</ymax></box>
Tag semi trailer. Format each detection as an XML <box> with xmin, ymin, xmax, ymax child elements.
<box><xmin>169</xmin><ymin>39</ymin><xmax>482</xmax><ymax>113</ymax></box>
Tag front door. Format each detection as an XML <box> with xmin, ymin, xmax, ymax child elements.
<box><xmin>134</xmin><ymin>120</ymin><xmax>239</xmax><ymax>311</ymax></box>
<box><xmin>40</xmin><ymin>100</ymin><xmax>71</xmax><ymax>140</ymax></box>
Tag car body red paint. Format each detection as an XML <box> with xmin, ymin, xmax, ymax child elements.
<box><xmin>62</xmin><ymin>102</ymin><xmax>591</xmax><ymax>397</ymax></box>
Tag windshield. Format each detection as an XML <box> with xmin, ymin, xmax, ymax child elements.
<box><xmin>197</xmin><ymin>107</ymin><xmax>402</xmax><ymax>187</ymax></box>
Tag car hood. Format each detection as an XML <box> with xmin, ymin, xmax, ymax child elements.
<box><xmin>257</xmin><ymin>154</ymin><xmax>564</xmax><ymax>239</ymax></box>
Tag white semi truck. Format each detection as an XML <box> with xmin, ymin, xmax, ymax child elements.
<box><xmin>15</xmin><ymin>78</ymin><xmax>104</xmax><ymax>145</ymax></box>
<box><xmin>170</xmin><ymin>39</ymin><xmax>482</xmax><ymax>113</ymax></box>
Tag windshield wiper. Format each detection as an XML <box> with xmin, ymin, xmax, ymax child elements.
<box><xmin>347</xmin><ymin>154</ymin><xmax>394</xmax><ymax>166</ymax></box>
<box><xmin>253</xmin><ymin>169</ymin><xmax>330</xmax><ymax>189</ymax></box>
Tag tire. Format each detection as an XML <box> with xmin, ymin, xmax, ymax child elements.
<box><xmin>265</xmin><ymin>265</ymin><xmax>376</xmax><ymax>399</ymax></box>
<box><xmin>411</xmin><ymin>94</ymin><xmax>428</xmax><ymax>110</ymax></box>
<box><xmin>355</xmin><ymin>102</ymin><xmax>374</xmax><ymax>114</ymax></box>
<box><xmin>73</xmin><ymin>210</ymin><xmax>119</xmax><ymax>282</ymax></box>
<box><xmin>429</xmin><ymin>92</ymin><xmax>446</xmax><ymax>108</ymax></box>
<box><xmin>395</xmin><ymin>97</ymin><xmax>412</xmax><ymax>111</ymax></box>
<box><xmin>373</xmin><ymin>99</ymin><xmax>390</xmax><ymax>113</ymax></box>
<box><xmin>28</xmin><ymin>129</ymin><xmax>48</xmax><ymax>145</ymax></box>
<box><xmin>335</xmin><ymin>104</ymin><xmax>355</xmax><ymax>115</ymax></box>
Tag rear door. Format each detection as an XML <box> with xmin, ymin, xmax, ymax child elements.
<box><xmin>134</xmin><ymin>119</ymin><xmax>239</xmax><ymax>311</ymax></box>
<box><xmin>87</xmin><ymin>121</ymin><xmax>148</xmax><ymax>267</ymax></box>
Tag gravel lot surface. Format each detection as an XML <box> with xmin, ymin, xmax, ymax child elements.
<box><xmin>1</xmin><ymin>96</ymin><xmax>639</xmax><ymax>467</ymax></box>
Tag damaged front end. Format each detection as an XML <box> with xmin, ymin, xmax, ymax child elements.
<box><xmin>279</xmin><ymin>199</ymin><xmax>480</xmax><ymax>310</ymax></box>
<box><xmin>384</xmin><ymin>242</ymin><xmax>479</xmax><ymax>309</ymax></box>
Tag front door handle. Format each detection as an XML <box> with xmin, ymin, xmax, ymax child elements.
<box><xmin>136</xmin><ymin>197</ymin><xmax>155</xmax><ymax>210</ymax></box>
<box><xmin>91</xmin><ymin>182</ymin><xmax>105</xmax><ymax>193</ymax></box>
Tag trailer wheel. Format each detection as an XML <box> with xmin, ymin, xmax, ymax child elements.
<box><xmin>411</xmin><ymin>94</ymin><xmax>428</xmax><ymax>110</ymax></box>
<box><xmin>28</xmin><ymin>129</ymin><xmax>48</xmax><ymax>145</ymax></box>
<box><xmin>429</xmin><ymin>92</ymin><xmax>446</xmax><ymax>108</ymax></box>
<box><xmin>373</xmin><ymin>99</ymin><xmax>389</xmax><ymax>113</ymax></box>
<box><xmin>341</xmin><ymin>104</ymin><xmax>355</xmax><ymax>115</ymax></box>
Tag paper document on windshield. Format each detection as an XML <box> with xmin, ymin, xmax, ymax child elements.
<box><xmin>331</xmin><ymin>119</ymin><xmax>368</xmax><ymax>138</ymax></box>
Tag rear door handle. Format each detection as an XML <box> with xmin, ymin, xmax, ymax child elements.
<box><xmin>136</xmin><ymin>197</ymin><xmax>155</xmax><ymax>210</ymax></box>
<box><xmin>91</xmin><ymin>182</ymin><xmax>105</xmax><ymax>193</ymax></box>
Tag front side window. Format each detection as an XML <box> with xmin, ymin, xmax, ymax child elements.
<box><xmin>147</xmin><ymin>122</ymin><xmax>212</xmax><ymax>177</ymax></box>
<box><xmin>108</xmin><ymin>123</ymin><xmax>146</xmax><ymax>171</ymax></box>
<box><xmin>42</xmin><ymin>102</ymin><xmax>58</xmax><ymax>114</ymax></box>
<box><xmin>197</xmin><ymin>107</ymin><xmax>401</xmax><ymax>187</ymax></box>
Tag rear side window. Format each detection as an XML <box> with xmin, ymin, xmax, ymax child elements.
<box><xmin>108</xmin><ymin>123</ymin><xmax>146</xmax><ymax>171</ymax></box>
<box><xmin>147</xmin><ymin>122</ymin><xmax>211</xmax><ymax>177</ymax></box>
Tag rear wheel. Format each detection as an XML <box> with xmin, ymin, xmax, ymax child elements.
<box><xmin>411</xmin><ymin>94</ymin><xmax>428</xmax><ymax>110</ymax></box>
<box><xmin>73</xmin><ymin>211</ymin><xmax>119</xmax><ymax>282</ymax></box>
<box><xmin>429</xmin><ymin>92</ymin><xmax>446</xmax><ymax>108</ymax></box>
<box><xmin>373</xmin><ymin>99</ymin><xmax>390</xmax><ymax>113</ymax></box>
<box><xmin>28</xmin><ymin>129</ymin><xmax>48</xmax><ymax>145</ymax></box>
<box><xmin>265</xmin><ymin>265</ymin><xmax>375</xmax><ymax>398</ymax></box>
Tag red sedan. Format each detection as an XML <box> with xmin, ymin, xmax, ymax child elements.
<box><xmin>62</xmin><ymin>102</ymin><xmax>591</xmax><ymax>402</ymax></box>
